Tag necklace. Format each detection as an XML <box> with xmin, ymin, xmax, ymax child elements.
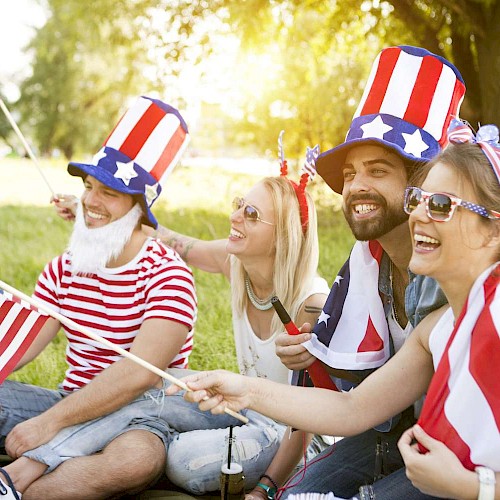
<box><xmin>389</xmin><ymin>261</ymin><xmax>401</xmax><ymax>325</ymax></box>
<box><xmin>244</xmin><ymin>275</ymin><xmax>274</xmax><ymax>311</ymax></box>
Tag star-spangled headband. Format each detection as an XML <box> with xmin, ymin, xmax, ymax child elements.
<box><xmin>278</xmin><ymin>130</ymin><xmax>320</xmax><ymax>233</ymax></box>
<box><xmin>447</xmin><ymin>118</ymin><xmax>500</xmax><ymax>185</ymax></box>
<box><xmin>68</xmin><ymin>96</ymin><xmax>189</xmax><ymax>228</ymax></box>
<box><xmin>316</xmin><ymin>45</ymin><xmax>466</xmax><ymax>194</ymax></box>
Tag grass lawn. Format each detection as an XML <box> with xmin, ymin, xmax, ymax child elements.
<box><xmin>0</xmin><ymin>159</ymin><xmax>354</xmax><ymax>388</ymax></box>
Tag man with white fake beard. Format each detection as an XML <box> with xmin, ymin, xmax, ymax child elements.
<box><xmin>0</xmin><ymin>97</ymin><xmax>197</xmax><ymax>499</ymax></box>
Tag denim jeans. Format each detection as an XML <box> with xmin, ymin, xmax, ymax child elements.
<box><xmin>0</xmin><ymin>379</ymin><xmax>172</xmax><ymax>472</ymax></box>
<box><xmin>281</xmin><ymin>410</ymin><xmax>440</xmax><ymax>500</ymax></box>
<box><xmin>0</xmin><ymin>375</ymin><xmax>288</xmax><ymax>495</ymax></box>
<box><xmin>163</xmin><ymin>393</ymin><xmax>286</xmax><ymax>494</ymax></box>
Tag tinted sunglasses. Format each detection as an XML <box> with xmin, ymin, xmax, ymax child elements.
<box><xmin>404</xmin><ymin>186</ymin><xmax>500</xmax><ymax>222</ymax></box>
<box><xmin>232</xmin><ymin>197</ymin><xmax>274</xmax><ymax>225</ymax></box>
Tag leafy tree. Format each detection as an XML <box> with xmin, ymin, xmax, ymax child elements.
<box><xmin>221</xmin><ymin>0</ymin><xmax>499</xmax><ymax>127</ymax></box>
<box><xmin>16</xmin><ymin>0</ymin><xmax>219</xmax><ymax>158</ymax></box>
<box><xmin>13</xmin><ymin>0</ymin><xmax>499</xmax><ymax>160</ymax></box>
<box><xmin>209</xmin><ymin>1</ymin><xmax>419</xmax><ymax>159</ymax></box>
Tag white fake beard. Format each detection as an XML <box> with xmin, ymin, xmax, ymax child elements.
<box><xmin>68</xmin><ymin>202</ymin><xmax>143</xmax><ymax>275</ymax></box>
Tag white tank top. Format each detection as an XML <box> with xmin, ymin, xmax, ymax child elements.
<box><xmin>387</xmin><ymin>305</ymin><xmax>412</xmax><ymax>353</ymax></box>
<box><xmin>233</xmin><ymin>277</ymin><xmax>329</xmax><ymax>384</ymax></box>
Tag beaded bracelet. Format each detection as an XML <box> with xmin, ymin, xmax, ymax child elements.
<box><xmin>261</xmin><ymin>473</ymin><xmax>279</xmax><ymax>490</ymax></box>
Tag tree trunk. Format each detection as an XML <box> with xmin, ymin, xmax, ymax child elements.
<box><xmin>475</xmin><ymin>2</ymin><xmax>500</xmax><ymax>124</ymax></box>
<box><xmin>449</xmin><ymin>28</ymin><xmax>481</xmax><ymax>126</ymax></box>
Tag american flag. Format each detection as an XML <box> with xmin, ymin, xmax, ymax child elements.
<box><xmin>417</xmin><ymin>264</ymin><xmax>500</xmax><ymax>471</ymax></box>
<box><xmin>303</xmin><ymin>240</ymin><xmax>390</xmax><ymax>370</ymax></box>
<box><xmin>302</xmin><ymin>145</ymin><xmax>320</xmax><ymax>180</ymax></box>
<box><xmin>0</xmin><ymin>289</ymin><xmax>50</xmax><ymax>383</ymax></box>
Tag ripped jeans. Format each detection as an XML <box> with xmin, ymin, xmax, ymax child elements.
<box><xmin>162</xmin><ymin>393</ymin><xmax>286</xmax><ymax>494</ymax></box>
<box><xmin>0</xmin><ymin>379</ymin><xmax>172</xmax><ymax>472</ymax></box>
<box><xmin>0</xmin><ymin>374</ymin><xmax>287</xmax><ymax>495</ymax></box>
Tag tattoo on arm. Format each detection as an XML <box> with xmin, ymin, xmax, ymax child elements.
<box><xmin>155</xmin><ymin>226</ymin><xmax>197</xmax><ymax>262</ymax></box>
<box><xmin>304</xmin><ymin>306</ymin><xmax>323</xmax><ymax>314</ymax></box>
<box><xmin>179</xmin><ymin>240</ymin><xmax>196</xmax><ymax>261</ymax></box>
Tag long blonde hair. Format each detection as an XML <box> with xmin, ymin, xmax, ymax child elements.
<box><xmin>230</xmin><ymin>176</ymin><xmax>320</xmax><ymax>334</ymax></box>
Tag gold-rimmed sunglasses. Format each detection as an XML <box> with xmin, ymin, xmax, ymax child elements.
<box><xmin>232</xmin><ymin>197</ymin><xmax>275</xmax><ymax>225</ymax></box>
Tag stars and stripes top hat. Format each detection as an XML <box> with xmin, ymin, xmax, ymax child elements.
<box><xmin>317</xmin><ymin>45</ymin><xmax>466</xmax><ymax>194</ymax></box>
<box><xmin>68</xmin><ymin>96</ymin><xmax>190</xmax><ymax>227</ymax></box>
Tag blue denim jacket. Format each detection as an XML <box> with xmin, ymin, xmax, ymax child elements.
<box><xmin>378</xmin><ymin>252</ymin><xmax>447</xmax><ymax>327</ymax></box>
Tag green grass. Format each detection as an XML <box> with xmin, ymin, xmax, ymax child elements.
<box><xmin>0</xmin><ymin>165</ymin><xmax>354</xmax><ymax>388</ymax></box>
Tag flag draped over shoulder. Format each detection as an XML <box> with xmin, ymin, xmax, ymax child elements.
<box><xmin>0</xmin><ymin>288</ymin><xmax>49</xmax><ymax>383</ymax></box>
<box><xmin>303</xmin><ymin>240</ymin><xmax>391</xmax><ymax>370</ymax></box>
<box><xmin>418</xmin><ymin>263</ymin><xmax>500</xmax><ymax>471</ymax></box>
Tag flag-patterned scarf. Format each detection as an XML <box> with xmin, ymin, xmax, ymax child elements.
<box><xmin>303</xmin><ymin>240</ymin><xmax>391</xmax><ymax>370</ymax></box>
<box><xmin>418</xmin><ymin>263</ymin><xmax>500</xmax><ymax>470</ymax></box>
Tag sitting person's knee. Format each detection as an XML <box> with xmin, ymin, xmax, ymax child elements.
<box><xmin>104</xmin><ymin>430</ymin><xmax>166</xmax><ymax>480</ymax></box>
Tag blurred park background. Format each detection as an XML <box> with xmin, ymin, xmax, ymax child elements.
<box><xmin>1</xmin><ymin>0</ymin><xmax>499</xmax><ymax>163</ymax></box>
<box><xmin>1</xmin><ymin>0</ymin><xmax>499</xmax><ymax>386</ymax></box>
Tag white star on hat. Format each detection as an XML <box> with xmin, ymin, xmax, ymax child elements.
<box><xmin>114</xmin><ymin>160</ymin><xmax>138</xmax><ymax>186</ymax></box>
<box><xmin>402</xmin><ymin>130</ymin><xmax>429</xmax><ymax>157</ymax></box>
<box><xmin>145</xmin><ymin>183</ymin><xmax>159</xmax><ymax>206</ymax></box>
<box><xmin>360</xmin><ymin>116</ymin><xmax>393</xmax><ymax>139</ymax></box>
<box><xmin>318</xmin><ymin>310</ymin><xmax>330</xmax><ymax>326</ymax></box>
<box><xmin>333</xmin><ymin>275</ymin><xmax>343</xmax><ymax>287</ymax></box>
<box><xmin>92</xmin><ymin>148</ymin><xmax>107</xmax><ymax>165</ymax></box>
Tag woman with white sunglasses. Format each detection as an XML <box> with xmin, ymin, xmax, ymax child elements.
<box><xmin>153</xmin><ymin>170</ymin><xmax>330</xmax><ymax>495</ymax></box>
<box><xmin>168</xmin><ymin>121</ymin><xmax>500</xmax><ymax>500</ymax></box>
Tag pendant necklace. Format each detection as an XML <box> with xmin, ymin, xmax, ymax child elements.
<box><xmin>245</xmin><ymin>275</ymin><xmax>274</xmax><ymax>311</ymax></box>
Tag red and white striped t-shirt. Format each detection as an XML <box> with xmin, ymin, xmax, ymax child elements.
<box><xmin>34</xmin><ymin>238</ymin><xmax>197</xmax><ymax>391</ymax></box>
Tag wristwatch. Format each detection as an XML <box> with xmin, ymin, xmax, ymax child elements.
<box><xmin>256</xmin><ymin>482</ymin><xmax>277</xmax><ymax>500</ymax></box>
<box><xmin>476</xmin><ymin>466</ymin><xmax>496</xmax><ymax>500</ymax></box>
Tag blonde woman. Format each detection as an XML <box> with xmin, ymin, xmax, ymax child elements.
<box><xmin>151</xmin><ymin>174</ymin><xmax>329</xmax><ymax>494</ymax></box>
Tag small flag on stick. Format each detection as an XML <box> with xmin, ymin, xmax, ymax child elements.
<box><xmin>0</xmin><ymin>290</ymin><xmax>50</xmax><ymax>384</ymax></box>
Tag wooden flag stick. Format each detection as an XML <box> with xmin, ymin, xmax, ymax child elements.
<box><xmin>0</xmin><ymin>98</ymin><xmax>56</xmax><ymax>196</ymax></box>
<box><xmin>0</xmin><ymin>280</ymin><xmax>248</xmax><ymax>424</ymax></box>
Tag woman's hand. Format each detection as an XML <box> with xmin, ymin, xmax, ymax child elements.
<box><xmin>165</xmin><ymin>369</ymin><xmax>254</xmax><ymax>415</ymax></box>
<box><xmin>245</xmin><ymin>486</ymin><xmax>268</xmax><ymax>500</ymax></box>
<box><xmin>398</xmin><ymin>424</ymin><xmax>477</xmax><ymax>499</ymax></box>
<box><xmin>51</xmin><ymin>194</ymin><xmax>78</xmax><ymax>221</ymax></box>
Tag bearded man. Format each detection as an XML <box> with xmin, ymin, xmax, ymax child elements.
<box><xmin>0</xmin><ymin>97</ymin><xmax>197</xmax><ymax>499</ymax></box>
<box><xmin>274</xmin><ymin>46</ymin><xmax>466</xmax><ymax>499</ymax></box>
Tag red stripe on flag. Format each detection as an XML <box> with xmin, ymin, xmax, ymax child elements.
<box><xmin>0</xmin><ymin>301</ymin><xmax>50</xmax><ymax>384</ymax></box>
<box><xmin>357</xmin><ymin>316</ymin><xmax>384</xmax><ymax>353</ymax></box>
<box><xmin>468</xmin><ymin>274</ymin><xmax>500</xmax><ymax>430</ymax></box>
<box><xmin>403</xmin><ymin>55</ymin><xmax>442</xmax><ymax>128</ymax></box>
<box><xmin>417</xmin><ymin>296</ymin><xmax>475</xmax><ymax>469</ymax></box>
<box><xmin>120</xmin><ymin>104</ymin><xmax>166</xmax><ymax>160</ymax></box>
<box><xmin>149</xmin><ymin>125</ymin><xmax>187</xmax><ymax>181</ymax></box>
<box><xmin>417</xmin><ymin>350</ymin><xmax>475</xmax><ymax>470</ymax></box>
<box><xmin>368</xmin><ymin>240</ymin><xmax>384</xmax><ymax>264</ymax></box>
<box><xmin>360</xmin><ymin>48</ymin><xmax>400</xmax><ymax>116</ymax></box>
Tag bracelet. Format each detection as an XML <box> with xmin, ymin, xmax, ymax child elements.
<box><xmin>256</xmin><ymin>482</ymin><xmax>277</xmax><ymax>500</ymax></box>
<box><xmin>476</xmin><ymin>466</ymin><xmax>496</xmax><ymax>500</ymax></box>
<box><xmin>261</xmin><ymin>474</ymin><xmax>279</xmax><ymax>490</ymax></box>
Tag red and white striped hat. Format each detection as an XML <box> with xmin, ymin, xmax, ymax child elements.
<box><xmin>68</xmin><ymin>96</ymin><xmax>189</xmax><ymax>227</ymax></box>
<box><xmin>317</xmin><ymin>46</ymin><xmax>466</xmax><ymax>194</ymax></box>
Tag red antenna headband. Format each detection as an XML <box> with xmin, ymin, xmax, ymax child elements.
<box><xmin>278</xmin><ymin>130</ymin><xmax>320</xmax><ymax>233</ymax></box>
